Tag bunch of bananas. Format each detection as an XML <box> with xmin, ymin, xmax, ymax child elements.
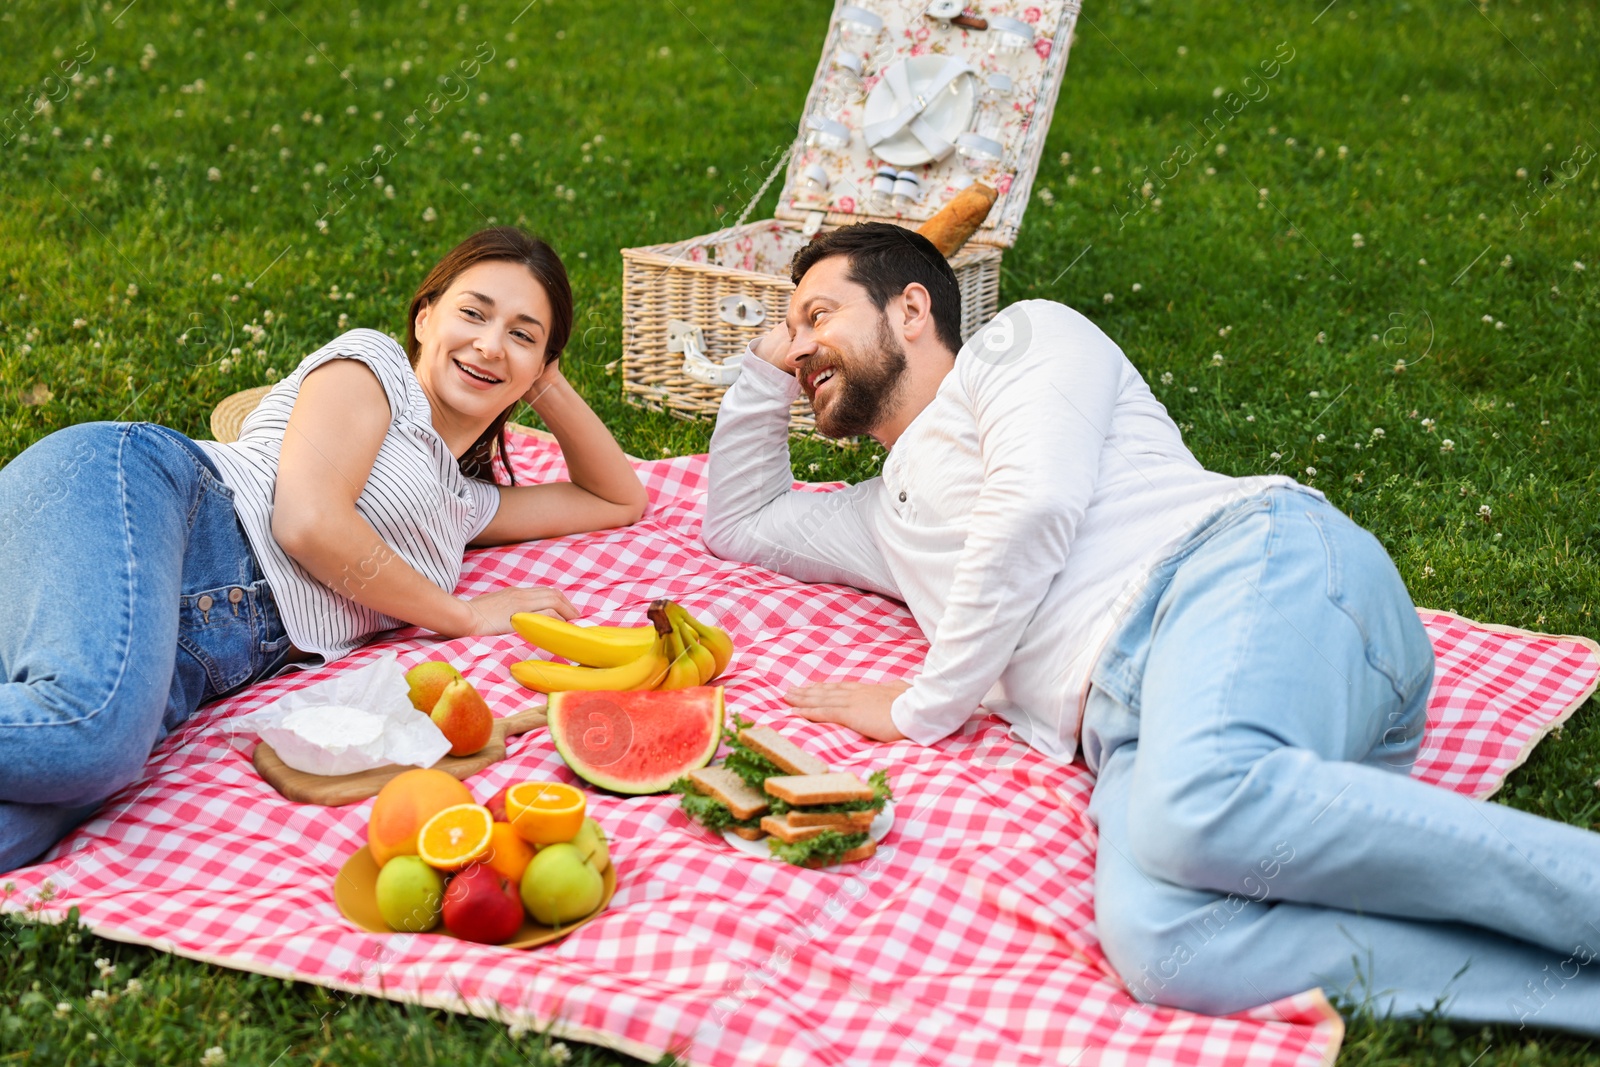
<box><xmin>508</xmin><ymin>599</ymin><xmax>734</xmax><ymax>694</ymax></box>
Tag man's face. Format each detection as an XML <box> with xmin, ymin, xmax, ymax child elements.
<box><xmin>784</xmin><ymin>256</ymin><xmax>909</xmax><ymax>440</ymax></box>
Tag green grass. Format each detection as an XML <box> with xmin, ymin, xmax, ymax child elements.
<box><xmin>1</xmin><ymin>0</ymin><xmax>1597</xmax><ymax>1062</ymax></box>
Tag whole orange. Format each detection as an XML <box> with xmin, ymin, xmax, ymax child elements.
<box><xmin>483</xmin><ymin>822</ymin><xmax>537</xmax><ymax>884</ymax></box>
<box><xmin>368</xmin><ymin>769</ymin><xmax>473</xmax><ymax>868</ymax></box>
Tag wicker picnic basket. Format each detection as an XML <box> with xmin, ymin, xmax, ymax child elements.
<box><xmin>619</xmin><ymin>0</ymin><xmax>1081</xmax><ymax>438</ymax></box>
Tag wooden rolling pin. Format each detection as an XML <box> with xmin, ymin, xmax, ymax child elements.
<box><xmin>917</xmin><ymin>181</ymin><xmax>998</xmax><ymax>257</ymax></box>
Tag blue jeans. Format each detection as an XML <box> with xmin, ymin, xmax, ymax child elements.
<box><xmin>1083</xmin><ymin>485</ymin><xmax>1600</xmax><ymax>1035</ymax></box>
<box><xmin>0</xmin><ymin>422</ymin><xmax>294</xmax><ymax>872</ymax></box>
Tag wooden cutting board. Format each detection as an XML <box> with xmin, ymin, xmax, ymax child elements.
<box><xmin>252</xmin><ymin>706</ymin><xmax>548</xmax><ymax>807</ymax></box>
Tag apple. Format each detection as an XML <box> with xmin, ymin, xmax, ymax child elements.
<box><xmin>484</xmin><ymin>785</ymin><xmax>511</xmax><ymax>823</ymax></box>
<box><xmin>441</xmin><ymin>862</ymin><xmax>525</xmax><ymax>944</ymax></box>
<box><xmin>570</xmin><ymin>818</ymin><xmax>610</xmax><ymax>873</ymax></box>
<box><xmin>520</xmin><ymin>842</ymin><xmax>603</xmax><ymax>926</ymax></box>
<box><xmin>374</xmin><ymin>855</ymin><xmax>445</xmax><ymax>932</ymax></box>
<box><xmin>405</xmin><ymin>661</ymin><xmax>463</xmax><ymax>715</ymax></box>
<box><xmin>430</xmin><ymin>677</ymin><xmax>494</xmax><ymax>757</ymax></box>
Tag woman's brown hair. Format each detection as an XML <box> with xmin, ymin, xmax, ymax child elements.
<box><xmin>404</xmin><ymin>226</ymin><xmax>574</xmax><ymax>485</ymax></box>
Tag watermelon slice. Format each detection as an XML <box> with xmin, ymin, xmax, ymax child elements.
<box><xmin>547</xmin><ymin>686</ymin><xmax>725</xmax><ymax>794</ymax></box>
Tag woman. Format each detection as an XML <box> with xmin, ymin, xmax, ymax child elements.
<box><xmin>0</xmin><ymin>227</ymin><xmax>648</xmax><ymax>872</ymax></box>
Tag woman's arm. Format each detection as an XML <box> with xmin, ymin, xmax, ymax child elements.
<box><xmin>471</xmin><ymin>360</ymin><xmax>650</xmax><ymax>546</ymax></box>
<box><xmin>271</xmin><ymin>359</ymin><xmax>577</xmax><ymax>636</ymax></box>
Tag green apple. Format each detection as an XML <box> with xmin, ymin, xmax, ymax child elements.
<box><xmin>569</xmin><ymin>817</ymin><xmax>610</xmax><ymax>873</ymax></box>
<box><xmin>520</xmin><ymin>843</ymin><xmax>603</xmax><ymax>926</ymax></box>
<box><xmin>375</xmin><ymin>855</ymin><xmax>445</xmax><ymax>932</ymax></box>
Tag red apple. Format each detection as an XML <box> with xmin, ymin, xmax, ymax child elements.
<box><xmin>484</xmin><ymin>785</ymin><xmax>511</xmax><ymax>822</ymax></box>
<box><xmin>441</xmin><ymin>863</ymin><xmax>524</xmax><ymax>944</ymax></box>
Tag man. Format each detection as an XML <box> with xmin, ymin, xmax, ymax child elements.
<box><xmin>702</xmin><ymin>222</ymin><xmax>1600</xmax><ymax>1032</ymax></box>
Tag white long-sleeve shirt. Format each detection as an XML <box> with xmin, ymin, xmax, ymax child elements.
<box><xmin>703</xmin><ymin>300</ymin><xmax>1295</xmax><ymax>760</ymax></box>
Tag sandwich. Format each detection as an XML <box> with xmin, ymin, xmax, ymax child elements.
<box><xmin>672</xmin><ymin>717</ymin><xmax>893</xmax><ymax>868</ymax></box>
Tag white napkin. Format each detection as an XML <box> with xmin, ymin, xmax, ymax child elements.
<box><xmin>233</xmin><ymin>651</ymin><xmax>453</xmax><ymax>775</ymax></box>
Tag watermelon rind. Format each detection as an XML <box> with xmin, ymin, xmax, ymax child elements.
<box><xmin>548</xmin><ymin>686</ymin><xmax>724</xmax><ymax>794</ymax></box>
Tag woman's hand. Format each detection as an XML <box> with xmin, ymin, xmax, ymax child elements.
<box><xmin>455</xmin><ymin>585</ymin><xmax>578</xmax><ymax>636</ymax></box>
<box><xmin>522</xmin><ymin>358</ymin><xmax>567</xmax><ymax>408</ymax></box>
<box><xmin>784</xmin><ymin>680</ymin><xmax>910</xmax><ymax>742</ymax></box>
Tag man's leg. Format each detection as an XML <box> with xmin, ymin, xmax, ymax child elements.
<box><xmin>1087</xmin><ymin>488</ymin><xmax>1600</xmax><ymax>1029</ymax></box>
<box><xmin>1091</xmin><ymin>739</ymin><xmax>1600</xmax><ymax>1033</ymax></box>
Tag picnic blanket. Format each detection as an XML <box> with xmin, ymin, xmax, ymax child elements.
<box><xmin>7</xmin><ymin>428</ymin><xmax>1599</xmax><ymax>1067</ymax></box>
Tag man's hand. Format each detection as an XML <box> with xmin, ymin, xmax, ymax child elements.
<box><xmin>751</xmin><ymin>322</ymin><xmax>792</xmax><ymax>370</ymax></box>
<box><xmin>784</xmin><ymin>680</ymin><xmax>910</xmax><ymax>742</ymax></box>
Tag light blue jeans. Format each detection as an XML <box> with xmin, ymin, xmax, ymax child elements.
<box><xmin>1083</xmin><ymin>485</ymin><xmax>1600</xmax><ymax>1035</ymax></box>
<box><xmin>0</xmin><ymin>422</ymin><xmax>294</xmax><ymax>872</ymax></box>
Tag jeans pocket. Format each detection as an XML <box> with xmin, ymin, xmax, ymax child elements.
<box><xmin>176</xmin><ymin>583</ymin><xmax>258</xmax><ymax>697</ymax></box>
<box><xmin>1305</xmin><ymin>505</ymin><xmax>1434</xmax><ymax>700</ymax></box>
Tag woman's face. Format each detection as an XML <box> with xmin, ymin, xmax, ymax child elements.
<box><xmin>412</xmin><ymin>259</ymin><xmax>554</xmax><ymax>425</ymax></box>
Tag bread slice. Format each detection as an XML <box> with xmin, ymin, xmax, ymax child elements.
<box><xmin>801</xmin><ymin>838</ymin><xmax>878</xmax><ymax>869</ymax></box>
<box><xmin>687</xmin><ymin>766</ymin><xmax>770</xmax><ymax>821</ymax></box>
<box><xmin>763</xmin><ymin>773</ymin><xmax>874</xmax><ymax>806</ymax></box>
<box><xmin>759</xmin><ymin>814</ymin><xmax>834</xmax><ymax>844</ymax></box>
<box><xmin>739</xmin><ymin>726</ymin><xmax>830</xmax><ymax>777</ymax></box>
<box><xmin>729</xmin><ymin>825</ymin><xmax>767</xmax><ymax>841</ymax></box>
<box><xmin>787</xmin><ymin>808</ymin><xmax>877</xmax><ymax>830</ymax></box>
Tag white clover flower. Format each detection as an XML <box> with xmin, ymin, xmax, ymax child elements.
<box><xmin>1059</xmin><ymin>151</ymin><xmax>1071</xmax><ymax>166</ymax></box>
<box><xmin>422</xmin><ymin>206</ymin><xmax>437</xmax><ymax>221</ymax></box>
<box><xmin>1131</xmin><ymin>282</ymin><xmax>1142</xmax><ymax>292</ymax></box>
<box><xmin>72</xmin><ymin>317</ymin><xmax>87</xmax><ymax>328</ymax></box>
<box><xmin>1371</xmin><ymin>427</ymin><xmax>1385</xmax><ymax>439</ymax></box>
<box><xmin>207</xmin><ymin>167</ymin><xmax>221</xmax><ymax>181</ymax></box>
<box><xmin>1495</xmin><ymin>320</ymin><xmax>1505</xmax><ymax>330</ymax></box>
<box><xmin>56</xmin><ymin>1002</ymin><xmax>72</xmax><ymax>1017</ymax></box>
<box><xmin>1501</xmin><ymin>254</ymin><xmax>1513</xmax><ymax>267</ymax></box>
<box><xmin>91</xmin><ymin>167</ymin><xmax>103</xmax><ymax>181</ymax></box>
<box><xmin>219</xmin><ymin>357</ymin><xmax>233</xmax><ymax>373</ymax></box>
<box><xmin>1478</xmin><ymin>504</ymin><xmax>1492</xmax><ymax>519</ymax></box>
<box><xmin>1315</xmin><ymin>331</ymin><xmax>1327</xmax><ymax>344</ymax></box>
<box><xmin>706</xmin><ymin>165</ymin><xmax>718</xmax><ymax>177</ymax></box>
<box><xmin>1315</xmin><ymin>433</ymin><xmax>1326</xmax><ymax>442</ymax></box>
<box><xmin>807</xmin><ymin>462</ymin><xmax>820</xmax><ymax>473</ymax></box>
<box><xmin>1440</xmin><ymin>438</ymin><xmax>1455</xmax><ymax>453</ymax></box>
<box><xmin>90</xmin><ymin>989</ymin><xmax>108</xmax><ymax>1001</ymax></box>
<box><xmin>200</xmin><ymin>1048</ymin><xmax>226</xmax><ymax>1066</ymax></box>
<box><xmin>1211</xmin><ymin>352</ymin><xmax>1224</xmax><ymax>364</ymax></box>
<box><xmin>126</xmin><ymin>284</ymin><xmax>138</xmax><ymax>297</ymax></box>
<box><xmin>1214</xmin><ymin>143</ymin><xmax>1227</xmax><ymax>156</ymax></box>
<box><xmin>1305</xmin><ymin>466</ymin><xmax>1316</xmax><ymax>476</ymax></box>
<box><xmin>96</xmin><ymin>957</ymin><xmax>114</xmax><ymax>977</ymax></box>
<box><xmin>1394</xmin><ymin>359</ymin><xmax>1407</xmax><ymax>373</ymax></box>
<box><xmin>1187</xmin><ymin>386</ymin><xmax>1198</xmax><ymax>393</ymax></box>
<box><xmin>1574</xmin><ymin>261</ymin><xmax>1586</xmax><ymax>272</ymax></box>
<box><xmin>1102</xmin><ymin>292</ymin><xmax>1114</xmax><ymax>304</ymax></box>
<box><xmin>1245</xmin><ymin>414</ymin><xmax>1255</xmax><ymax>422</ymax></box>
<box><xmin>1258</xmin><ymin>187</ymin><xmax>1269</xmax><ymax>199</ymax></box>
<box><xmin>1218</xmin><ymin>324</ymin><xmax>1231</xmax><ymax>336</ymax></box>
<box><xmin>1160</xmin><ymin>371</ymin><xmax>1173</xmax><ymax>385</ymax></box>
<box><xmin>1350</xmin><ymin>233</ymin><xmax>1364</xmax><ymax>248</ymax></box>
<box><xmin>1212</xmin><ymin>86</ymin><xmax>1224</xmax><ymax>98</ymax></box>
<box><xmin>549</xmin><ymin>1043</ymin><xmax>572</xmax><ymax>1064</ymax></box>
<box><xmin>384</xmin><ymin>185</ymin><xmax>395</xmax><ymax>199</ymax></box>
<box><xmin>1421</xmin><ymin>417</ymin><xmax>1435</xmax><ymax>430</ymax></box>
<box><xmin>1270</xmin><ymin>451</ymin><xmax>1281</xmax><ymax>460</ymax></box>
<box><xmin>1481</xmin><ymin>314</ymin><xmax>1494</xmax><ymax>323</ymax></box>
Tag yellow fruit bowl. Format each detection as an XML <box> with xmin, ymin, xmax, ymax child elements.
<box><xmin>333</xmin><ymin>846</ymin><xmax>616</xmax><ymax>949</ymax></box>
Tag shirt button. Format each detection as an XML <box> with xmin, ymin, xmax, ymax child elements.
<box><xmin>197</xmin><ymin>594</ymin><xmax>214</xmax><ymax>611</ymax></box>
<box><xmin>898</xmin><ymin>491</ymin><xmax>907</xmax><ymax>502</ymax></box>
<box><xmin>228</xmin><ymin>587</ymin><xmax>244</xmax><ymax>604</ymax></box>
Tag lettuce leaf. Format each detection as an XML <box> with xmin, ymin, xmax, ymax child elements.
<box><xmin>768</xmin><ymin>831</ymin><xmax>870</xmax><ymax>867</ymax></box>
<box><xmin>669</xmin><ymin>776</ymin><xmax>763</xmax><ymax>832</ymax></box>
<box><xmin>766</xmin><ymin>768</ymin><xmax>893</xmax><ymax>816</ymax></box>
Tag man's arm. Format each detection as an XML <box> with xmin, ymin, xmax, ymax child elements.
<box><xmin>888</xmin><ymin>301</ymin><xmax>1125</xmax><ymax>746</ymax></box>
<box><xmin>703</xmin><ymin>334</ymin><xmax>899</xmax><ymax>600</ymax></box>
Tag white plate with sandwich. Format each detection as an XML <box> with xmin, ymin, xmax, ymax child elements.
<box><xmin>676</xmin><ymin>724</ymin><xmax>894</xmax><ymax>869</ymax></box>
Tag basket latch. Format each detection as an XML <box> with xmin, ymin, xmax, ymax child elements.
<box><xmin>669</xmin><ymin>320</ymin><xmax>745</xmax><ymax>388</ymax></box>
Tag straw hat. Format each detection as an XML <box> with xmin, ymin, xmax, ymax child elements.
<box><xmin>207</xmin><ymin>384</ymin><xmax>557</xmax><ymax>446</ymax></box>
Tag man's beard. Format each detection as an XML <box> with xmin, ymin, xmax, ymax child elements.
<box><xmin>809</xmin><ymin>315</ymin><xmax>909</xmax><ymax>439</ymax></box>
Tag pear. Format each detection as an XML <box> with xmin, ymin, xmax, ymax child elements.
<box><xmin>405</xmin><ymin>661</ymin><xmax>464</xmax><ymax>714</ymax></box>
<box><xmin>430</xmin><ymin>677</ymin><xmax>494</xmax><ymax>757</ymax></box>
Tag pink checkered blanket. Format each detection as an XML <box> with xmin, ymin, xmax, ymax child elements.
<box><xmin>8</xmin><ymin>429</ymin><xmax>1598</xmax><ymax>1066</ymax></box>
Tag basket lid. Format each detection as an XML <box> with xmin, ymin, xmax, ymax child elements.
<box><xmin>773</xmin><ymin>0</ymin><xmax>1081</xmax><ymax>249</ymax></box>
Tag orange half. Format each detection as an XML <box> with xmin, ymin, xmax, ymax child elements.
<box><xmin>505</xmin><ymin>782</ymin><xmax>587</xmax><ymax>846</ymax></box>
<box><xmin>415</xmin><ymin>803</ymin><xmax>494</xmax><ymax>871</ymax></box>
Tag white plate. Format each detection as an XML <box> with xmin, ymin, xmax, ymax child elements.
<box><xmin>863</xmin><ymin>56</ymin><xmax>977</xmax><ymax>168</ymax></box>
<box><xmin>722</xmin><ymin>800</ymin><xmax>895</xmax><ymax>860</ymax></box>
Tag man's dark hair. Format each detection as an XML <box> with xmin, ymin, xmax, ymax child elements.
<box><xmin>789</xmin><ymin>222</ymin><xmax>963</xmax><ymax>355</ymax></box>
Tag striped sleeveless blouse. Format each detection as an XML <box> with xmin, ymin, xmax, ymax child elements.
<box><xmin>198</xmin><ymin>329</ymin><xmax>502</xmax><ymax>664</ymax></box>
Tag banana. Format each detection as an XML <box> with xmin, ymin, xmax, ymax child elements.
<box><xmin>665</xmin><ymin>602</ymin><xmax>734</xmax><ymax>679</ymax></box>
<box><xmin>511</xmin><ymin>611</ymin><xmax>657</xmax><ymax>669</ymax></box>
<box><xmin>509</xmin><ymin>634</ymin><xmax>671</xmax><ymax>693</ymax></box>
<box><xmin>673</xmin><ymin>613</ymin><xmax>718</xmax><ymax>686</ymax></box>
